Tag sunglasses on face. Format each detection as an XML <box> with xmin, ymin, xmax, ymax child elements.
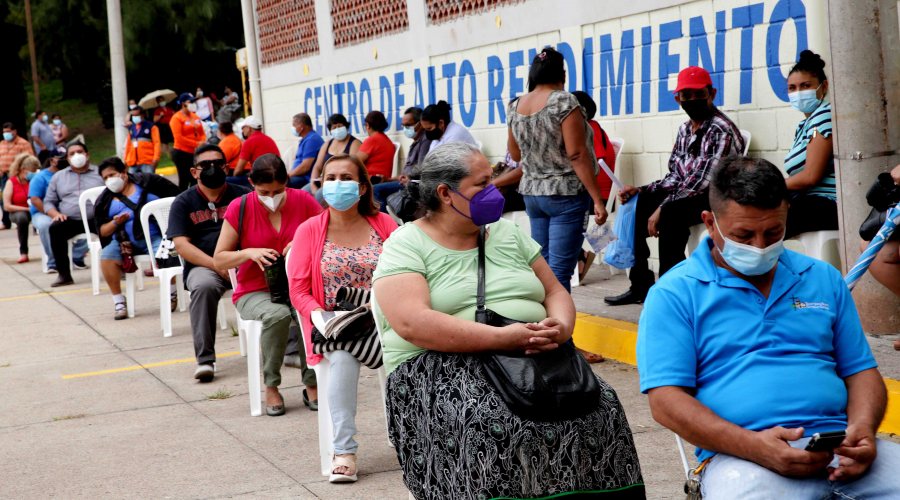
<box><xmin>196</xmin><ymin>159</ymin><xmax>226</xmax><ymax>170</ymax></box>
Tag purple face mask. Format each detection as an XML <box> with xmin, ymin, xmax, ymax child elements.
<box><xmin>451</xmin><ymin>184</ymin><xmax>505</xmax><ymax>226</ymax></box>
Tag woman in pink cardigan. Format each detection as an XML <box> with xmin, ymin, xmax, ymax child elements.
<box><xmin>287</xmin><ymin>153</ymin><xmax>398</xmax><ymax>483</ymax></box>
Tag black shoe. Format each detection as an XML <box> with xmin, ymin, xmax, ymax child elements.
<box><xmin>604</xmin><ymin>288</ymin><xmax>649</xmax><ymax>305</ymax></box>
<box><xmin>51</xmin><ymin>274</ymin><xmax>74</xmax><ymax>287</ymax></box>
<box><xmin>72</xmin><ymin>259</ymin><xmax>88</xmax><ymax>270</ymax></box>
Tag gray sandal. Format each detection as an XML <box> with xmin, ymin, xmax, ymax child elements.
<box><xmin>266</xmin><ymin>392</ymin><xmax>285</xmax><ymax>416</ymax></box>
<box><xmin>303</xmin><ymin>389</ymin><xmax>318</xmax><ymax>411</ymax></box>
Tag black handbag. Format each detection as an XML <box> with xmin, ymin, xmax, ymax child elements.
<box><xmin>386</xmin><ymin>187</ymin><xmax>419</xmax><ymax>222</ymax></box>
<box><xmin>475</xmin><ymin>226</ymin><xmax>602</xmax><ymax>422</ymax></box>
<box><xmin>859</xmin><ymin>173</ymin><xmax>900</xmax><ymax>241</ymax></box>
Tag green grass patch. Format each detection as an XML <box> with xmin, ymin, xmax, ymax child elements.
<box><xmin>207</xmin><ymin>387</ymin><xmax>233</xmax><ymax>400</ymax></box>
<box><xmin>228</xmin><ymin>320</ymin><xmax>238</xmax><ymax>337</ymax></box>
<box><xmin>52</xmin><ymin>414</ymin><xmax>88</xmax><ymax>421</ymax></box>
<box><xmin>0</xmin><ymin>362</ymin><xmax>10</xmax><ymax>368</ymax></box>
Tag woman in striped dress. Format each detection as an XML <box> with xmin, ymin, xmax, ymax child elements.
<box><xmin>783</xmin><ymin>50</ymin><xmax>836</xmax><ymax>239</ymax></box>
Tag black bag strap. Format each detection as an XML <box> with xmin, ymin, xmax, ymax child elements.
<box><xmin>236</xmin><ymin>194</ymin><xmax>247</xmax><ymax>251</ymax></box>
<box><xmin>113</xmin><ymin>192</ymin><xmax>140</xmax><ymax>213</ymax></box>
<box><xmin>475</xmin><ymin>225</ymin><xmax>487</xmax><ymax>324</ymax></box>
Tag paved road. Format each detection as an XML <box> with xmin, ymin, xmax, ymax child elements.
<box><xmin>0</xmin><ymin>227</ymin><xmax>713</xmax><ymax>499</ymax></box>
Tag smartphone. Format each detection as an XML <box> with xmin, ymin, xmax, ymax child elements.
<box><xmin>805</xmin><ymin>430</ymin><xmax>846</xmax><ymax>452</ymax></box>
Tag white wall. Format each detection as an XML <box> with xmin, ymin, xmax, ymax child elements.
<box><xmin>258</xmin><ymin>0</ymin><xmax>826</xmax><ymax>268</ymax></box>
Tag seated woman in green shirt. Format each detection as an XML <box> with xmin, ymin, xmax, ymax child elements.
<box><xmin>372</xmin><ymin>142</ymin><xmax>644</xmax><ymax>500</ymax></box>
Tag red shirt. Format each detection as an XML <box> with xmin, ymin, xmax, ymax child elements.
<box><xmin>154</xmin><ymin>106</ymin><xmax>174</xmax><ymax>125</ymax></box>
<box><xmin>358</xmin><ymin>132</ymin><xmax>395</xmax><ymax>179</ymax></box>
<box><xmin>224</xmin><ymin>188</ymin><xmax>322</xmax><ymax>303</ymax></box>
<box><xmin>10</xmin><ymin>175</ymin><xmax>29</xmax><ymax>206</ymax></box>
<box><xmin>239</xmin><ymin>130</ymin><xmax>280</xmax><ymax>166</ymax></box>
<box><xmin>590</xmin><ymin>120</ymin><xmax>617</xmax><ymax>200</ymax></box>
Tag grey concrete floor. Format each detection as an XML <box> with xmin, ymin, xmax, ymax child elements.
<box><xmin>8</xmin><ymin>225</ymin><xmax>898</xmax><ymax>499</ymax></box>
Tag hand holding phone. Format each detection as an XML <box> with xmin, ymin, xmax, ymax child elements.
<box><xmin>805</xmin><ymin>430</ymin><xmax>847</xmax><ymax>452</ymax></box>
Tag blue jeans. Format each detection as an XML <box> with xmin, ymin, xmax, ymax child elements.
<box><xmin>323</xmin><ymin>349</ymin><xmax>361</xmax><ymax>455</ymax></box>
<box><xmin>100</xmin><ymin>234</ymin><xmax>162</xmax><ymax>261</ymax></box>
<box><xmin>701</xmin><ymin>437</ymin><xmax>900</xmax><ymax>499</ymax></box>
<box><xmin>523</xmin><ymin>192</ymin><xmax>590</xmax><ymax>292</ymax></box>
<box><xmin>300</xmin><ymin>182</ymin><xmax>328</xmax><ymax>208</ymax></box>
<box><xmin>32</xmin><ymin>211</ymin><xmax>87</xmax><ymax>268</ymax></box>
<box><xmin>129</xmin><ymin>164</ymin><xmax>155</xmax><ymax>175</ymax></box>
<box><xmin>288</xmin><ymin>175</ymin><xmax>309</xmax><ymax>189</ymax></box>
<box><xmin>373</xmin><ymin>181</ymin><xmax>402</xmax><ymax>213</ymax></box>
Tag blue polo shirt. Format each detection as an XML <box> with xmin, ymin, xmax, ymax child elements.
<box><xmin>637</xmin><ymin>237</ymin><xmax>876</xmax><ymax>462</ymax></box>
<box><xmin>27</xmin><ymin>168</ymin><xmax>55</xmax><ymax>216</ymax></box>
<box><xmin>293</xmin><ymin>129</ymin><xmax>324</xmax><ymax>183</ymax></box>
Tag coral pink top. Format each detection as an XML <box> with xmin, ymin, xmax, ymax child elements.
<box><xmin>321</xmin><ymin>226</ymin><xmax>384</xmax><ymax>310</ymax></box>
<box><xmin>287</xmin><ymin>210</ymin><xmax>399</xmax><ymax>365</ymax></box>
<box><xmin>224</xmin><ymin>188</ymin><xmax>323</xmax><ymax>303</ymax></box>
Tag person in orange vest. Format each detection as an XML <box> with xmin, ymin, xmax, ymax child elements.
<box><xmin>123</xmin><ymin>106</ymin><xmax>161</xmax><ymax>175</ymax></box>
<box><xmin>170</xmin><ymin>93</ymin><xmax>207</xmax><ymax>191</ymax></box>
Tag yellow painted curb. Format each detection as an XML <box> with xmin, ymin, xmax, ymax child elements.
<box><xmin>572</xmin><ymin>313</ymin><xmax>900</xmax><ymax>436</ymax></box>
<box><xmin>156</xmin><ymin>166</ymin><xmax>177</xmax><ymax>176</ymax></box>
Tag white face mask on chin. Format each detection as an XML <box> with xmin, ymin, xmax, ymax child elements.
<box><xmin>258</xmin><ymin>192</ymin><xmax>285</xmax><ymax>212</ymax></box>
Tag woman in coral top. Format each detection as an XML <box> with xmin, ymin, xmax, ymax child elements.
<box><xmin>170</xmin><ymin>92</ymin><xmax>207</xmax><ymax>191</ymax></box>
<box><xmin>356</xmin><ymin>111</ymin><xmax>396</xmax><ymax>183</ymax></box>
<box><xmin>2</xmin><ymin>153</ymin><xmax>39</xmax><ymax>262</ymax></box>
<box><xmin>287</xmin><ymin>153</ymin><xmax>398</xmax><ymax>483</ymax></box>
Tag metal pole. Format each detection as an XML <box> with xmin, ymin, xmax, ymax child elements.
<box><xmin>829</xmin><ymin>0</ymin><xmax>900</xmax><ymax>333</ymax></box>
<box><xmin>240</xmin><ymin>0</ymin><xmax>264</xmax><ymax>123</ymax></box>
<box><xmin>106</xmin><ymin>0</ymin><xmax>129</xmax><ymax>159</ymax></box>
<box><xmin>23</xmin><ymin>0</ymin><xmax>40</xmax><ymax>112</ymax></box>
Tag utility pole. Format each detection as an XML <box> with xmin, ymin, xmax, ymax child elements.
<box><xmin>106</xmin><ymin>0</ymin><xmax>128</xmax><ymax>158</ymax></box>
<box><xmin>23</xmin><ymin>0</ymin><xmax>39</xmax><ymax>112</ymax></box>
<box><xmin>830</xmin><ymin>0</ymin><xmax>900</xmax><ymax>333</ymax></box>
<box><xmin>240</xmin><ymin>0</ymin><xmax>264</xmax><ymax>123</ymax></box>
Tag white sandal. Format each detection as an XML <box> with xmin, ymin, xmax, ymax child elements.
<box><xmin>329</xmin><ymin>454</ymin><xmax>358</xmax><ymax>483</ymax></box>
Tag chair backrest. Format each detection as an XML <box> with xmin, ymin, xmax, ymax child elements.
<box><xmin>140</xmin><ymin>196</ymin><xmax>177</xmax><ymax>273</ymax></box>
<box><xmin>78</xmin><ymin>186</ymin><xmax>106</xmax><ymax>241</ymax></box>
<box><xmin>475</xmin><ymin>140</ymin><xmax>483</xmax><ymax>152</ymax></box>
<box><xmin>605</xmin><ymin>138</ymin><xmax>627</xmax><ymax>214</ymax></box>
<box><xmin>609</xmin><ymin>138</ymin><xmax>625</xmax><ymax>160</ymax></box>
<box><xmin>282</xmin><ymin>141</ymin><xmax>299</xmax><ymax>170</ymax></box>
<box><xmin>740</xmin><ymin>129</ymin><xmax>751</xmax><ymax>155</ymax></box>
<box><xmin>392</xmin><ymin>141</ymin><xmax>401</xmax><ymax>177</ymax></box>
<box><xmin>228</xmin><ymin>268</ymin><xmax>238</xmax><ymax>290</ymax></box>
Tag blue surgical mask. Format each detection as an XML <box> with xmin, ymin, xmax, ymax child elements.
<box><xmin>291</xmin><ymin>127</ymin><xmax>300</xmax><ymax>137</ymax></box>
<box><xmin>3</xmin><ymin>132</ymin><xmax>13</xmax><ymax>141</ymax></box>
<box><xmin>789</xmin><ymin>83</ymin><xmax>823</xmax><ymax>114</ymax></box>
<box><xmin>331</xmin><ymin>126</ymin><xmax>348</xmax><ymax>141</ymax></box>
<box><xmin>713</xmin><ymin>216</ymin><xmax>784</xmax><ymax>276</ymax></box>
<box><xmin>41</xmin><ymin>115</ymin><xmax>48</xmax><ymax>123</ymax></box>
<box><xmin>132</xmin><ymin>116</ymin><xmax>142</xmax><ymax>125</ymax></box>
<box><xmin>53</xmin><ymin>119</ymin><xmax>61</xmax><ymax>126</ymax></box>
<box><xmin>26</xmin><ymin>171</ymin><xmax>37</xmax><ymax>181</ymax></box>
<box><xmin>402</xmin><ymin>126</ymin><xmax>416</xmax><ymax>139</ymax></box>
<box><xmin>322</xmin><ymin>180</ymin><xmax>360</xmax><ymax>211</ymax></box>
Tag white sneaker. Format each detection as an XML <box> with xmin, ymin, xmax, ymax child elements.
<box><xmin>194</xmin><ymin>363</ymin><xmax>215</xmax><ymax>382</ymax></box>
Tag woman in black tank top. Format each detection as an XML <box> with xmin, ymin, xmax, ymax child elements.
<box><xmin>306</xmin><ymin>114</ymin><xmax>362</xmax><ymax>196</ymax></box>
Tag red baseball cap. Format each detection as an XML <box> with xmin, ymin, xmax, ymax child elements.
<box><xmin>674</xmin><ymin>66</ymin><xmax>713</xmax><ymax>94</ymax></box>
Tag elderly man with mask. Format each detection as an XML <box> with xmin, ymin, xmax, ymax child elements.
<box><xmin>45</xmin><ymin>142</ymin><xmax>106</xmax><ymax>287</ymax></box>
<box><xmin>288</xmin><ymin>113</ymin><xmax>323</xmax><ymax>189</ymax></box>
<box><xmin>30</xmin><ymin>147</ymin><xmax>88</xmax><ymax>272</ymax></box>
<box><xmin>637</xmin><ymin>156</ymin><xmax>900</xmax><ymax>499</ymax></box>
<box><xmin>371</xmin><ymin>106</ymin><xmax>432</xmax><ymax>212</ymax></box>
<box><xmin>607</xmin><ymin>66</ymin><xmax>745</xmax><ymax>305</ymax></box>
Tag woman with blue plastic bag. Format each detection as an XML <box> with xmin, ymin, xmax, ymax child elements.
<box><xmin>507</xmin><ymin>47</ymin><xmax>607</xmax><ymax>293</ymax></box>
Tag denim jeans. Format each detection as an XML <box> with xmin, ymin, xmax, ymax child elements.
<box><xmin>32</xmin><ymin>211</ymin><xmax>87</xmax><ymax>268</ymax></box>
<box><xmin>129</xmin><ymin>164</ymin><xmax>155</xmax><ymax>175</ymax></box>
<box><xmin>701</xmin><ymin>437</ymin><xmax>900</xmax><ymax>499</ymax></box>
<box><xmin>300</xmin><ymin>182</ymin><xmax>328</xmax><ymax>208</ymax></box>
<box><xmin>324</xmin><ymin>349</ymin><xmax>361</xmax><ymax>455</ymax></box>
<box><xmin>523</xmin><ymin>192</ymin><xmax>590</xmax><ymax>292</ymax></box>
<box><xmin>372</xmin><ymin>181</ymin><xmax>402</xmax><ymax>213</ymax></box>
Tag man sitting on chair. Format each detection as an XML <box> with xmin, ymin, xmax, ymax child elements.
<box><xmin>606</xmin><ymin>66</ymin><xmax>744</xmax><ymax>305</ymax></box>
<box><xmin>637</xmin><ymin>156</ymin><xmax>900</xmax><ymax>499</ymax></box>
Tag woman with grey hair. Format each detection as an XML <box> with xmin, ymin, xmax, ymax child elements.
<box><xmin>372</xmin><ymin>142</ymin><xmax>644</xmax><ymax>499</ymax></box>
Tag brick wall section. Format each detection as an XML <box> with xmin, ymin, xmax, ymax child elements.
<box><xmin>426</xmin><ymin>0</ymin><xmax>526</xmax><ymax>26</ymax></box>
<box><xmin>331</xmin><ymin>0</ymin><xmax>410</xmax><ymax>48</ymax></box>
<box><xmin>257</xmin><ymin>0</ymin><xmax>319</xmax><ymax>67</ymax></box>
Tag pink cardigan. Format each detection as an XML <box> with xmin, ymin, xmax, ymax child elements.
<box><xmin>287</xmin><ymin>210</ymin><xmax>399</xmax><ymax>365</ymax></box>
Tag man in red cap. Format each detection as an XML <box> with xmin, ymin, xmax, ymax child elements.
<box><xmin>606</xmin><ymin>66</ymin><xmax>745</xmax><ymax>305</ymax></box>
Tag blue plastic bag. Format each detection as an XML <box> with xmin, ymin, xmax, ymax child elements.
<box><xmin>603</xmin><ymin>194</ymin><xmax>638</xmax><ymax>269</ymax></box>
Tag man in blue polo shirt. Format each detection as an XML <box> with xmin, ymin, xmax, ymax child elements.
<box><xmin>637</xmin><ymin>156</ymin><xmax>900</xmax><ymax>499</ymax></box>
<box><xmin>288</xmin><ymin>112</ymin><xmax>323</xmax><ymax>189</ymax></box>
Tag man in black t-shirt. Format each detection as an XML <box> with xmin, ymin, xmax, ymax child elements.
<box><xmin>168</xmin><ymin>144</ymin><xmax>251</xmax><ymax>382</ymax></box>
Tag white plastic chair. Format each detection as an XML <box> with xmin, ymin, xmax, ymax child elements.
<box><xmin>386</xmin><ymin>202</ymin><xmax>403</xmax><ymax>225</ymax></box>
<box><xmin>77</xmin><ymin>186</ymin><xmax>107</xmax><ymax>295</ymax></box>
<box><xmin>391</xmin><ymin>141</ymin><xmax>401</xmax><ymax>177</ymax></box>
<box><xmin>229</xmin><ymin>268</ymin><xmax>261</xmax><ymax>416</ymax></box>
<box><xmin>475</xmin><ymin>140</ymin><xmax>483</xmax><ymax>152</ymax></box>
<box><xmin>306</xmin><ymin>310</ymin><xmax>390</xmax><ymax>477</ymax></box>
<box><xmin>582</xmin><ymin>138</ymin><xmax>627</xmax><ymax>281</ymax></box>
<box><xmin>740</xmin><ymin>129</ymin><xmax>752</xmax><ymax>155</ymax></box>
<box><xmin>282</xmin><ymin>142</ymin><xmax>298</xmax><ymax>171</ymax></box>
<box><xmin>139</xmin><ymin>198</ymin><xmax>192</xmax><ymax>335</ymax></box>
<box><xmin>789</xmin><ymin>230</ymin><xmax>841</xmax><ymax>269</ymax></box>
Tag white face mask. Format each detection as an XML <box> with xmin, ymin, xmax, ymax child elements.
<box><xmin>187</xmin><ymin>102</ymin><xmax>198</xmax><ymax>113</ymax></box>
<box><xmin>69</xmin><ymin>153</ymin><xmax>88</xmax><ymax>169</ymax></box>
<box><xmin>105</xmin><ymin>175</ymin><xmax>125</xmax><ymax>193</ymax></box>
<box><xmin>258</xmin><ymin>192</ymin><xmax>285</xmax><ymax>212</ymax></box>
<box><xmin>129</xmin><ymin>104</ymin><xmax>137</xmax><ymax>110</ymax></box>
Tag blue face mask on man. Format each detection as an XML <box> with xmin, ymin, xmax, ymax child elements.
<box><xmin>402</xmin><ymin>126</ymin><xmax>416</xmax><ymax>139</ymax></box>
<box><xmin>713</xmin><ymin>216</ymin><xmax>784</xmax><ymax>276</ymax></box>
<box><xmin>3</xmin><ymin>132</ymin><xmax>14</xmax><ymax>141</ymax></box>
<box><xmin>322</xmin><ymin>180</ymin><xmax>360</xmax><ymax>211</ymax></box>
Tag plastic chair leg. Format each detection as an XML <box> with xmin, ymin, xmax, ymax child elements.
<box><xmin>160</xmin><ymin>276</ymin><xmax>173</xmax><ymax>337</ymax></box>
<box><xmin>247</xmin><ymin>321</ymin><xmax>263</xmax><ymax>417</ymax></box>
<box><xmin>137</xmin><ymin>262</ymin><xmax>145</xmax><ymax>291</ymax></box>
<box><xmin>217</xmin><ymin>299</ymin><xmax>227</xmax><ymax>331</ymax></box>
<box><xmin>237</xmin><ymin>309</ymin><xmax>247</xmax><ymax>356</ymax></box>
<box><xmin>125</xmin><ymin>272</ymin><xmax>136</xmax><ymax>318</ymax></box>
<box><xmin>90</xmin><ymin>242</ymin><xmax>101</xmax><ymax>296</ymax></box>
<box><xmin>313</xmin><ymin>360</ymin><xmax>335</xmax><ymax>476</ymax></box>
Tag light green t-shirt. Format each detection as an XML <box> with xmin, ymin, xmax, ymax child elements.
<box><xmin>373</xmin><ymin>218</ymin><xmax>548</xmax><ymax>375</ymax></box>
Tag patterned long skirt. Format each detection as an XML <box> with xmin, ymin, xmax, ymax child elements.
<box><xmin>385</xmin><ymin>351</ymin><xmax>645</xmax><ymax>500</ymax></box>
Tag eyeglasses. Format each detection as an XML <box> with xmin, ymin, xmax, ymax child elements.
<box><xmin>196</xmin><ymin>159</ymin><xmax>226</xmax><ymax>170</ymax></box>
